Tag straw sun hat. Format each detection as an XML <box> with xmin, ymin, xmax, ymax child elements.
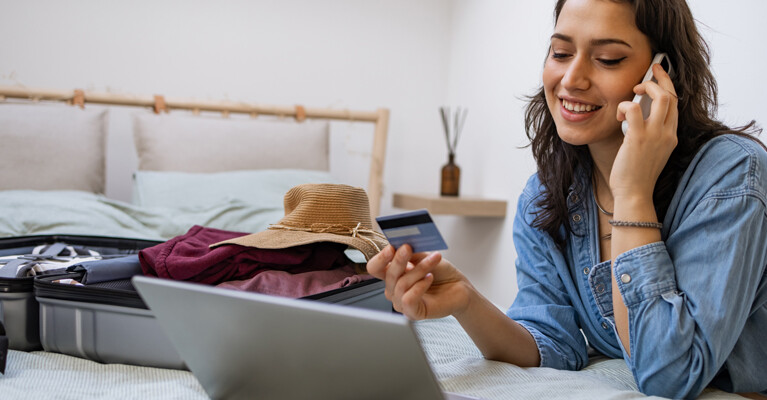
<box><xmin>212</xmin><ymin>183</ymin><xmax>389</xmax><ymax>261</ymax></box>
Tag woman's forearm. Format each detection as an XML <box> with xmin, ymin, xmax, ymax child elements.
<box><xmin>453</xmin><ymin>286</ymin><xmax>541</xmax><ymax>367</ymax></box>
<box><xmin>611</xmin><ymin>194</ymin><xmax>662</xmax><ymax>356</ymax></box>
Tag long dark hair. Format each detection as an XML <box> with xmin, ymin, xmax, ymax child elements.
<box><xmin>524</xmin><ymin>0</ymin><xmax>763</xmax><ymax>249</ymax></box>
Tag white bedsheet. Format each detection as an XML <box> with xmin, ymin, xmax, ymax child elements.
<box><xmin>417</xmin><ymin>317</ymin><xmax>739</xmax><ymax>400</ymax></box>
<box><xmin>1</xmin><ymin>317</ymin><xmax>740</xmax><ymax>400</ymax></box>
<box><xmin>3</xmin><ymin>350</ymin><xmax>206</xmax><ymax>399</ymax></box>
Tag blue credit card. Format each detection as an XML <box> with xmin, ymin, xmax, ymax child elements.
<box><xmin>375</xmin><ymin>209</ymin><xmax>447</xmax><ymax>253</ymax></box>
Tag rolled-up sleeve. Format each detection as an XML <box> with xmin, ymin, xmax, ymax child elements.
<box><xmin>613</xmin><ymin>193</ymin><xmax>767</xmax><ymax>398</ymax></box>
<box><xmin>506</xmin><ymin>180</ymin><xmax>589</xmax><ymax>371</ymax></box>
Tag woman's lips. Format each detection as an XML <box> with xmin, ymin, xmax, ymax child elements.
<box><xmin>559</xmin><ymin>98</ymin><xmax>602</xmax><ymax>122</ymax></box>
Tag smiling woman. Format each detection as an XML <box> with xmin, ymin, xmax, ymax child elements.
<box><xmin>522</xmin><ymin>0</ymin><xmax>767</xmax><ymax>397</ymax></box>
<box><xmin>543</xmin><ymin>0</ymin><xmax>653</xmax><ymax>146</ymax></box>
<box><xmin>366</xmin><ymin>0</ymin><xmax>767</xmax><ymax>398</ymax></box>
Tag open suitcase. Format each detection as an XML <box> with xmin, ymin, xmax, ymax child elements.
<box><xmin>1</xmin><ymin>233</ymin><xmax>391</xmax><ymax>370</ymax></box>
<box><xmin>0</xmin><ymin>234</ymin><xmax>161</xmax><ymax>352</ymax></box>
<box><xmin>34</xmin><ymin>268</ymin><xmax>389</xmax><ymax>369</ymax></box>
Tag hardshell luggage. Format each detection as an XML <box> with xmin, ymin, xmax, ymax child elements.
<box><xmin>33</xmin><ymin>270</ymin><xmax>389</xmax><ymax>369</ymax></box>
<box><xmin>0</xmin><ymin>234</ymin><xmax>161</xmax><ymax>351</ymax></box>
<box><xmin>29</xmin><ymin>234</ymin><xmax>391</xmax><ymax>370</ymax></box>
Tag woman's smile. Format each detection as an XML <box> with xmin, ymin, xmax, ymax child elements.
<box><xmin>559</xmin><ymin>97</ymin><xmax>603</xmax><ymax>122</ymax></box>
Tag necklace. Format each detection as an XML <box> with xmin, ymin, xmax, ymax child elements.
<box><xmin>591</xmin><ymin>183</ymin><xmax>614</xmax><ymax>216</ymax></box>
<box><xmin>592</xmin><ymin>177</ymin><xmax>613</xmax><ymax>240</ymax></box>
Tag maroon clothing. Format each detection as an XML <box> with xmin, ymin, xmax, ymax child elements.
<box><xmin>139</xmin><ymin>225</ymin><xmax>351</xmax><ymax>285</ymax></box>
<box><xmin>216</xmin><ymin>265</ymin><xmax>374</xmax><ymax>298</ymax></box>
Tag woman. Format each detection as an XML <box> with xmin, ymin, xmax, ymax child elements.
<box><xmin>367</xmin><ymin>0</ymin><xmax>767</xmax><ymax>398</ymax></box>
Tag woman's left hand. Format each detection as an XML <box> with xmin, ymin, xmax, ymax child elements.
<box><xmin>613</xmin><ymin>63</ymin><xmax>679</xmax><ymax>201</ymax></box>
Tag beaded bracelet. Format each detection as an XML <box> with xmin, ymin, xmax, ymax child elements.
<box><xmin>608</xmin><ymin>220</ymin><xmax>663</xmax><ymax>229</ymax></box>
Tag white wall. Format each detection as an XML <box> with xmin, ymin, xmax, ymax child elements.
<box><xmin>691</xmin><ymin>0</ymin><xmax>767</xmax><ymax>130</ymax></box>
<box><xmin>0</xmin><ymin>0</ymin><xmax>454</xmax><ymax>202</ymax></box>
<box><xmin>1</xmin><ymin>0</ymin><xmax>764</xmax><ymax>308</ymax></box>
<box><xmin>434</xmin><ymin>1</ymin><xmax>551</xmax><ymax>310</ymax></box>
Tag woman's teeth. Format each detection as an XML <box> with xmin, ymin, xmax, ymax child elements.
<box><xmin>562</xmin><ymin>99</ymin><xmax>601</xmax><ymax>113</ymax></box>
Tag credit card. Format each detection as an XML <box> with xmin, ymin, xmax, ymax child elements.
<box><xmin>375</xmin><ymin>209</ymin><xmax>447</xmax><ymax>253</ymax></box>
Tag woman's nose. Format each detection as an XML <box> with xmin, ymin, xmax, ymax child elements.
<box><xmin>561</xmin><ymin>56</ymin><xmax>591</xmax><ymax>91</ymax></box>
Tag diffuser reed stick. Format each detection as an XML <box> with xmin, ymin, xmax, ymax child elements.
<box><xmin>439</xmin><ymin>106</ymin><xmax>468</xmax><ymax>155</ymax></box>
<box><xmin>439</xmin><ymin>106</ymin><xmax>468</xmax><ymax>196</ymax></box>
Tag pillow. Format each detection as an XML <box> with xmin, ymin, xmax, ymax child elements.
<box><xmin>0</xmin><ymin>103</ymin><xmax>107</xmax><ymax>192</ymax></box>
<box><xmin>132</xmin><ymin>169</ymin><xmax>338</xmax><ymax>209</ymax></box>
<box><xmin>133</xmin><ymin>113</ymin><xmax>330</xmax><ymax>172</ymax></box>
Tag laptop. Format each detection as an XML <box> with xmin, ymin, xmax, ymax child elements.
<box><xmin>132</xmin><ymin>276</ymin><xmax>481</xmax><ymax>400</ymax></box>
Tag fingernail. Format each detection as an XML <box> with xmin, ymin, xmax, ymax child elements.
<box><xmin>397</xmin><ymin>247</ymin><xmax>410</xmax><ymax>261</ymax></box>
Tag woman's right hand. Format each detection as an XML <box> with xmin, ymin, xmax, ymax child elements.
<box><xmin>369</xmin><ymin>245</ymin><xmax>541</xmax><ymax>367</ymax></box>
<box><xmin>366</xmin><ymin>244</ymin><xmax>474</xmax><ymax>320</ymax></box>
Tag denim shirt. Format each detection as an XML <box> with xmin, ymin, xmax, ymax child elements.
<box><xmin>506</xmin><ymin>134</ymin><xmax>767</xmax><ymax>398</ymax></box>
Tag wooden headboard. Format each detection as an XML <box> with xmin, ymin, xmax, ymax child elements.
<box><xmin>0</xmin><ymin>85</ymin><xmax>389</xmax><ymax>216</ymax></box>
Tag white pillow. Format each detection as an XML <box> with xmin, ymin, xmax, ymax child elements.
<box><xmin>132</xmin><ymin>169</ymin><xmax>338</xmax><ymax>209</ymax></box>
<box><xmin>0</xmin><ymin>103</ymin><xmax>107</xmax><ymax>192</ymax></box>
<box><xmin>133</xmin><ymin>113</ymin><xmax>330</xmax><ymax>172</ymax></box>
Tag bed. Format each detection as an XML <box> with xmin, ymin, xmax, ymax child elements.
<box><xmin>0</xmin><ymin>86</ymin><xmax>740</xmax><ymax>399</ymax></box>
<box><xmin>1</xmin><ymin>317</ymin><xmax>740</xmax><ymax>400</ymax></box>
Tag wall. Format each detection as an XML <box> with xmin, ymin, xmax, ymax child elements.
<box><xmin>0</xmin><ymin>0</ymin><xmax>453</xmax><ymax>202</ymax></box>
<box><xmin>1</xmin><ymin>0</ymin><xmax>765</xmax><ymax>308</ymax></box>
<box><xmin>434</xmin><ymin>1</ymin><xmax>550</xmax><ymax>310</ymax></box>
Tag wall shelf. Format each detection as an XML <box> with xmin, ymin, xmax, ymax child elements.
<box><xmin>392</xmin><ymin>193</ymin><xmax>508</xmax><ymax>217</ymax></box>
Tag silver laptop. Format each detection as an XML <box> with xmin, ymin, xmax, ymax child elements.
<box><xmin>132</xmin><ymin>276</ymin><xmax>480</xmax><ymax>400</ymax></box>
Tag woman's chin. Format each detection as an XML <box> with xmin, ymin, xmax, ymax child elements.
<box><xmin>555</xmin><ymin>129</ymin><xmax>593</xmax><ymax>146</ymax></box>
<box><xmin>555</xmin><ymin>125</ymin><xmax>624</xmax><ymax>147</ymax></box>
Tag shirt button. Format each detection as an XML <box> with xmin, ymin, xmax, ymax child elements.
<box><xmin>583</xmin><ymin>267</ymin><xmax>590</xmax><ymax>275</ymax></box>
<box><xmin>620</xmin><ymin>273</ymin><xmax>631</xmax><ymax>284</ymax></box>
<box><xmin>601</xmin><ymin>322</ymin><xmax>609</xmax><ymax>330</ymax></box>
<box><xmin>595</xmin><ymin>283</ymin><xmax>605</xmax><ymax>294</ymax></box>
<box><xmin>572</xmin><ymin>214</ymin><xmax>582</xmax><ymax>223</ymax></box>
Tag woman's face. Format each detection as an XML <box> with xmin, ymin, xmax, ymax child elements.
<box><xmin>543</xmin><ymin>0</ymin><xmax>653</xmax><ymax>146</ymax></box>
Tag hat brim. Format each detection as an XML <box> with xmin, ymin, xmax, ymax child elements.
<box><xmin>213</xmin><ymin>230</ymin><xmax>387</xmax><ymax>261</ymax></box>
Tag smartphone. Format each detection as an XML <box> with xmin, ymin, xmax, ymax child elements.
<box><xmin>621</xmin><ymin>53</ymin><xmax>675</xmax><ymax>135</ymax></box>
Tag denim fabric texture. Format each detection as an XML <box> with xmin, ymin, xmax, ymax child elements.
<box><xmin>506</xmin><ymin>135</ymin><xmax>767</xmax><ymax>399</ymax></box>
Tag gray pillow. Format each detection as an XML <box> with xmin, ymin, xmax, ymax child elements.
<box><xmin>0</xmin><ymin>103</ymin><xmax>107</xmax><ymax>193</ymax></box>
<box><xmin>133</xmin><ymin>113</ymin><xmax>330</xmax><ymax>172</ymax></box>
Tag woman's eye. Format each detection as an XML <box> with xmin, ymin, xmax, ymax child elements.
<box><xmin>598</xmin><ymin>57</ymin><xmax>627</xmax><ymax>66</ymax></box>
<box><xmin>551</xmin><ymin>52</ymin><xmax>571</xmax><ymax>60</ymax></box>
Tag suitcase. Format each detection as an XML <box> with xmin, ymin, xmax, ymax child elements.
<box><xmin>0</xmin><ymin>234</ymin><xmax>161</xmax><ymax>352</ymax></box>
<box><xmin>27</xmin><ymin>235</ymin><xmax>391</xmax><ymax>370</ymax></box>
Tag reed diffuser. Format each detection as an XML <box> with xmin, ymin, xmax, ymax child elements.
<box><xmin>439</xmin><ymin>106</ymin><xmax>468</xmax><ymax>196</ymax></box>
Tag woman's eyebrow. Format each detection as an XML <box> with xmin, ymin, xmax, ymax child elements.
<box><xmin>550</xmin><ymin>33</ymin><xmax>632</xmax><ymax>48</ymax></box>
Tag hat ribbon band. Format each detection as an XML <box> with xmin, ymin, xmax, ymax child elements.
<box><xmin>268</xmin><ymin>223</ymin><xmax>387</xmax><ymax>252</ymax></box>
